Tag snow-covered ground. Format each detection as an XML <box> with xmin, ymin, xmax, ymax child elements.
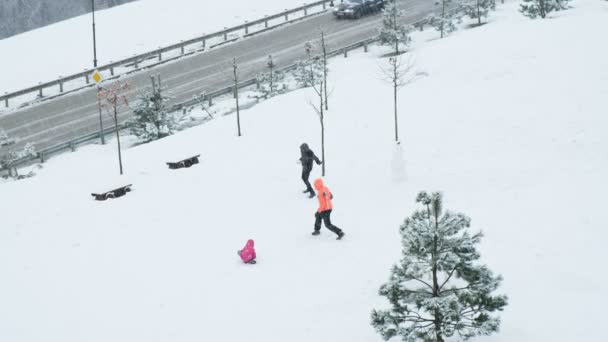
<box><xmin>0</xmin><ymin>0</ymin><xmax>322</xmax><ymax>94</ymax></box>
<box><xmin>2</xmin><ymin>1</ymin><xmax>608</xmax><ymax>341</ymax></box>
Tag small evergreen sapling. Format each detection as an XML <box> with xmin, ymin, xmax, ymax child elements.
<box><xmin>426</xmin><ymin>0</ymin><xmax>463</xmax><ymax>38</ymax></box>
<box><xmin>371</xmin><ymin>191</ymin><xmax>507</xmax><ymax>342</ymax></box>
<box><xmin>294</xmin><ymin>41</ymin><xmax>324</xmax><ymax>88</ymax></box>
<box><xmin>1</xmin><ymin>137</ymin><xmax>36</xmax><ymax>178</ymax></box>
<box><xmin>520</xmin><ymin>0</ymin><xmax>570</xmax><ymax>19</ymax></box>
<box><xmin>462</xmin><ymin>0</ymin><xmax>496</xmax><ymax>25</ymax></box>
<box><xmin>129</xmin><ymin>76</ymin><xmax>182</xmax><ymax>143</ymax></box>
<box><xmin>255</xmin><ymin>55</ymin><xmax>286</xmax><ymax>100</ymax></box>
<box><xmin>379</xmin><ymin>0</ymin><xmax>414</xmax><ymax>55</ymax></box>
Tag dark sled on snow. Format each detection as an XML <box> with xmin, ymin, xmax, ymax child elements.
<box><xmin>91</xmin><ymin>184</ymin><xmax>133</xmax><ymax>201</ymax></box>
<box><xmin>166</xmin><ymin>155</ymin><xmax>200</xmax><ymax>169</ymax></box>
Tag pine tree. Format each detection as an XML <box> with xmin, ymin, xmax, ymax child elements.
<box><xmin>1</xmin><ymin>140</ymin><xmax>36</xmax><ymax>178</ymax></box>
<box><xmin>462</xmin><ymin>0</ymin><xmax>496</xmax><ymax>25</ymax></box>
<box><xmin>294</xmin><ymin>41</ymin><xmax>324</xmax><ymax>88</ymax></box>
<box><xmin>426</xmin><ymin>0</ymin><xmax>463</xmax><ymax>38</ymax></box>
<box><xmin>520</xmin><ymin>0</ymin><xmax>570</xmax><ymax>19</ymax></box>
<box><xmin>129</xmin><ymin>76</ymin><xmax>182</xmax><ymax>142</ymax></box>
<box><xmin>255</xmin><ymin>55</ymin><xmax>286</xmax><ymax>99</ymax></box>
<box><xmin>371</xmin><ymin>191</ymin><xmax>507</xmax><ymax>342</ymax></box>
<box><xmin>0</xmin><ymin>128</ymin><xmax>14</xmax><ymax>147</ymax></box>
<box><xmin>379</xmin><ymin>0</ymin><xmax>414</xmax><ymax>55</ymax></box>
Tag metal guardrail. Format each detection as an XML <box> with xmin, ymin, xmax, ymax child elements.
<box><xmin>2</xmin><ymin>4</ymin><xmax>469</xmax><ymax>175</ymax></box>
<box><xmin>0</xmin><ymin>0</ymin><xmax>334</xmax><ymax>109</ymax></box>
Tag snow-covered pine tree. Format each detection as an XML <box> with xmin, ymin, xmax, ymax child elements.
<box><xmin>520</xmin><ymin>0</ymin><xmax>569</xmax><ymax>19</ymax></box>
<box><xmin>379</xmin><ymin>0</ymin><xmax>414</xmax><ymax>55</ymax></box>
<box><xmin>371</xmin><ymin>191</ymin><xmax>507</xmax><ymax>342</ymax></box>
<box><xmin>129</xmin><ymin>76</ymin><xmax>182</xmax><ymax>142</ymax></box>
<box><xmin>294</xmin><ymin>41</ymin><xmax>324</xmax><ymax>88</ymax></box>
<box><xmin>1</xmin><ymin>141</ymin><xmax>36</xmax><ymax>178</ymax></box>
<box><xmin>462</xmin><ymin>0</ymin><xmax>496</xmax><ymax>25</ymax></box>
<box><xmin>426</xmin><ymin>0</ymin><xmax>463</xmax><ymax>38</ymax></box>
<box><xmin>0</xmin><ymin>128</ymin><xmax>14</xmax><ymax>147</ymax></box>
<box><xmin>255</xmin><ymin>55</ymin><xmax>286</xmax><ymax>99</ymax></box>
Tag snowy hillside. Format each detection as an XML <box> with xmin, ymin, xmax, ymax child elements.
<box><xmin>0</xmin><ymin>0</ymin><xmax>320</xmax><ymax>93</ymax></box>
<box><xmin>1</xmin><ymin>1</ymin><xmax>608</xmax><ymax>342</ymax></box>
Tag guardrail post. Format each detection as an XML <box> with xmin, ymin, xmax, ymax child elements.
<box><xmin>180</xmin><ymin>41</ymin><xmax>185</xmax><ymax>55</ymax></box>
<box><xmin>59</xmin><ymin>77</ymin><xmax>64</xmax><ymax>92</ymax></box>
<box><xmin>208</xmin><ymin>96</ymin><xmax>213</xmax><ymax>107</ymax></box>
<box><xmin>134</xmin><ymin>55</ymin><xmax>139</xmax><ymax>69</ymax></box>
<box><xmin>85</xmin><ymin>72</ymin><xmax>90</xmax><ymax>84</ymax></box>
<box><xmin>364</xmin><ymin>43</ymin><xmax>368</xmax><ymax>53</ymax></box>
<box><xmin>38</xmin><ymin>83</ymin><xmax>43</xmax><ymax>98</ymax></box>
<box><xmin>264</xmin><ymin>16</ymin><xmax>269</xmax><ymax>28</ymax></box>
<box><xmin>245</xmin><ymin>21</ymin><xmax>249</xmax><ymax>35</ymax></box>
<box><xmin>158</xmin><ymin>49</ymin><xmax>162</xmax><ymax>61</ymax></box>
<box><xmin>202</xmin><ymin>38</ymin><xmax>206</xmax><ymax>50</ymax></box>
<box><xmin>110</xmin><ymin>65</ymin><xmax>115</xmax><ymax>76</ymax></box>
<box><xmin>224</xmin><ymin>28</ymin><xmax>228</xmax><ymax>41</ymax></box>
<box><xmin>69</xmin><ymin>141</ymin><xmax>75</xmax><ymax>152</ymax></box>
<box><xmin>285</xmin><ymin>10</ymin><xmax>289</xmax><ymax>21</ymax></box>
<box><xmin>344</xmin><ymin>49</ymin><xmax>348</xmax><ymax>58</ymax></box>
<box><xmin>4</xmin><ymin>93</ymin><xmax>8</xmax><ymax>108</ymax></box>
<box><xmin>38</xmin><ymin>151</ymin><xmax>45</xmax><ymax>163</ymax></box>
<box><xmin>323</xmin><ymin>1</ymin><xmax>326</xmax><ymax>9</ymax></box>
<box><xmin>304</xmin><ymin>4</ymin><xmax>308</xmax><ymax>15</ymax></box>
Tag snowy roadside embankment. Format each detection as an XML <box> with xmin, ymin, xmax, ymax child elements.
<box><xmin>1</xmin><ymin>1</ymin><xmax>607</xmax><ymax>342</ymax></box>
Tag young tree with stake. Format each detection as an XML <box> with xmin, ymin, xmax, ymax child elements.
<box><xmin>371</xmin><ymin>191</ymin><xmax>507</xmax><ymax>342</ymax></box>
<box><xmin>380</xmin><ymin>54</ymin><xmax>416</xmax><ymax>143</ymax></box>
<box><xmin>308</xmin><ymin>73</ymin><xmax>328</xmax><ymax>177</ymax></box>
<box><xmin>99</xmin><ymin>81</ymin><xmax>131</xmax><ymax>175</ymax></box>
<box><xmin>319</xmin><ymin>30</ymin><xmax>329</xmax><ymax>111</ymax></box>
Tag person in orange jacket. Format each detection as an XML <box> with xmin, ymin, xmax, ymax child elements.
<box><xmin>312</xmin><ymin>178</ymin><xmax>345</xmax><ymax>240</ymax></box>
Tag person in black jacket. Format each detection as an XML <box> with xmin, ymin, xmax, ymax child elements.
<box><xmin>299</xmin><ymin>143</ymin><xmax>322</xmax><ymax>198</ymax></box>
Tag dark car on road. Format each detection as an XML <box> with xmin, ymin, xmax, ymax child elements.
<box><xmin>332</xmin><ymin>0</ymin><xmax>385</xmax><ymax>19</ymax></box>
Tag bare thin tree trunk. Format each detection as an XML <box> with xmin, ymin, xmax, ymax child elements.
<box><xmin>321</xmin><ymin>31</ymin><xmax>329</xmax><ymax>111</ymax></box>
<box><xmin>113</xmin><ymin>96</ymin><xmax>124</xmax><ymax>175</ymax></box>
<box><xmin>97</xmin><ymin>87</ymin><xmax>105</xmax><ymax>145</ymax></box>
<box><xmin>320</xmin><ymin>82</ymin><xmax>326</xmax><ymax>176</ymax></box>
<box><xmin>393</xmin><ymin>62</ymin><xmax>399</xmax><ymax>142</ymax></box>
<box><xmin>441</xmin><ymin>0</ymin><xmax>446</xmax><ymax>38</ymax></box>
<box><xmin>477</xmin><ymin>0</ymin><xmax>481</xmax><ymax>25</ymax></box>
<box><xmin>540</xmin><ymin>0</ymin><xmax>546</xmax><ymax>18</ymax></box>
<box><xmin>233</xmin><ymin>58</ymin><xmax>242</xmax><ymax>136</ymax></box>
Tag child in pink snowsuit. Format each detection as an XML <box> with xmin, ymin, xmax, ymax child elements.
<box><xmin>238</xmin><ymin>239</ymin><xmax>257</xmax><ymax>264</ymax></box>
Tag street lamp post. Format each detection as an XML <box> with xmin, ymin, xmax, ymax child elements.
<box><xmin>92</xmin><ymin>0</ymin><xmax>98</xmax><ymax>68</ymax></box>
<box><xmin>92</xmin><ymin>0</ymin><xmax>105</xmax><ymax>144</ymax></box>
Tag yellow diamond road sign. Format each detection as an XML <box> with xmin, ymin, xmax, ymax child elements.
<box><xmin>92</xmin><ymin>70</ymin><xmax>102</xmax><ymax>84</ymax></box>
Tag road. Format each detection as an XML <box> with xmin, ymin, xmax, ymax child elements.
<box><xmin>0</xmin><ymin>0</ymin><xmax>435</xmax><ymax>153</ymax></box>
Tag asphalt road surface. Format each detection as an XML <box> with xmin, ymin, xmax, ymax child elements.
<box><xmin>0</xmin><ymin>0</ymin><xmax>436</xmax><ymax>153</ymax></box>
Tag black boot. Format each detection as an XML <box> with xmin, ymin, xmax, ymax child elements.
<box><xmin>312</xmin><ymin>231</ymin><xmax>320</xmax><ymax>236</ymax></box>
<box><xmin>336</xmin><ymin>231</ymin><xmax>345</xmax><ymax>240</ymax></box>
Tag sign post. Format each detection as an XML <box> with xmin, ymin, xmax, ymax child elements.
<box><xmin>93</xmin><ymin>70</ymin><xmax>105</xmax><ymax>144</ymax></box>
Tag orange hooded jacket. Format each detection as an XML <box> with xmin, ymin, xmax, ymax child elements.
<box><xmin>314</xmin><ymin>178</ymin><xmax>333</xmax><ymax>212</ymax></box>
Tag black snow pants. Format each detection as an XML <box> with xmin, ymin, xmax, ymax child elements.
<box><xmin>314</xmin><ymin>210</ymin><xmax>342</xmax><ymax>236</ymax></box>
<box><xmin>302</xmin><ymin>167</ymin><xmax>314</xmax><ymax>195</ymax></box>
